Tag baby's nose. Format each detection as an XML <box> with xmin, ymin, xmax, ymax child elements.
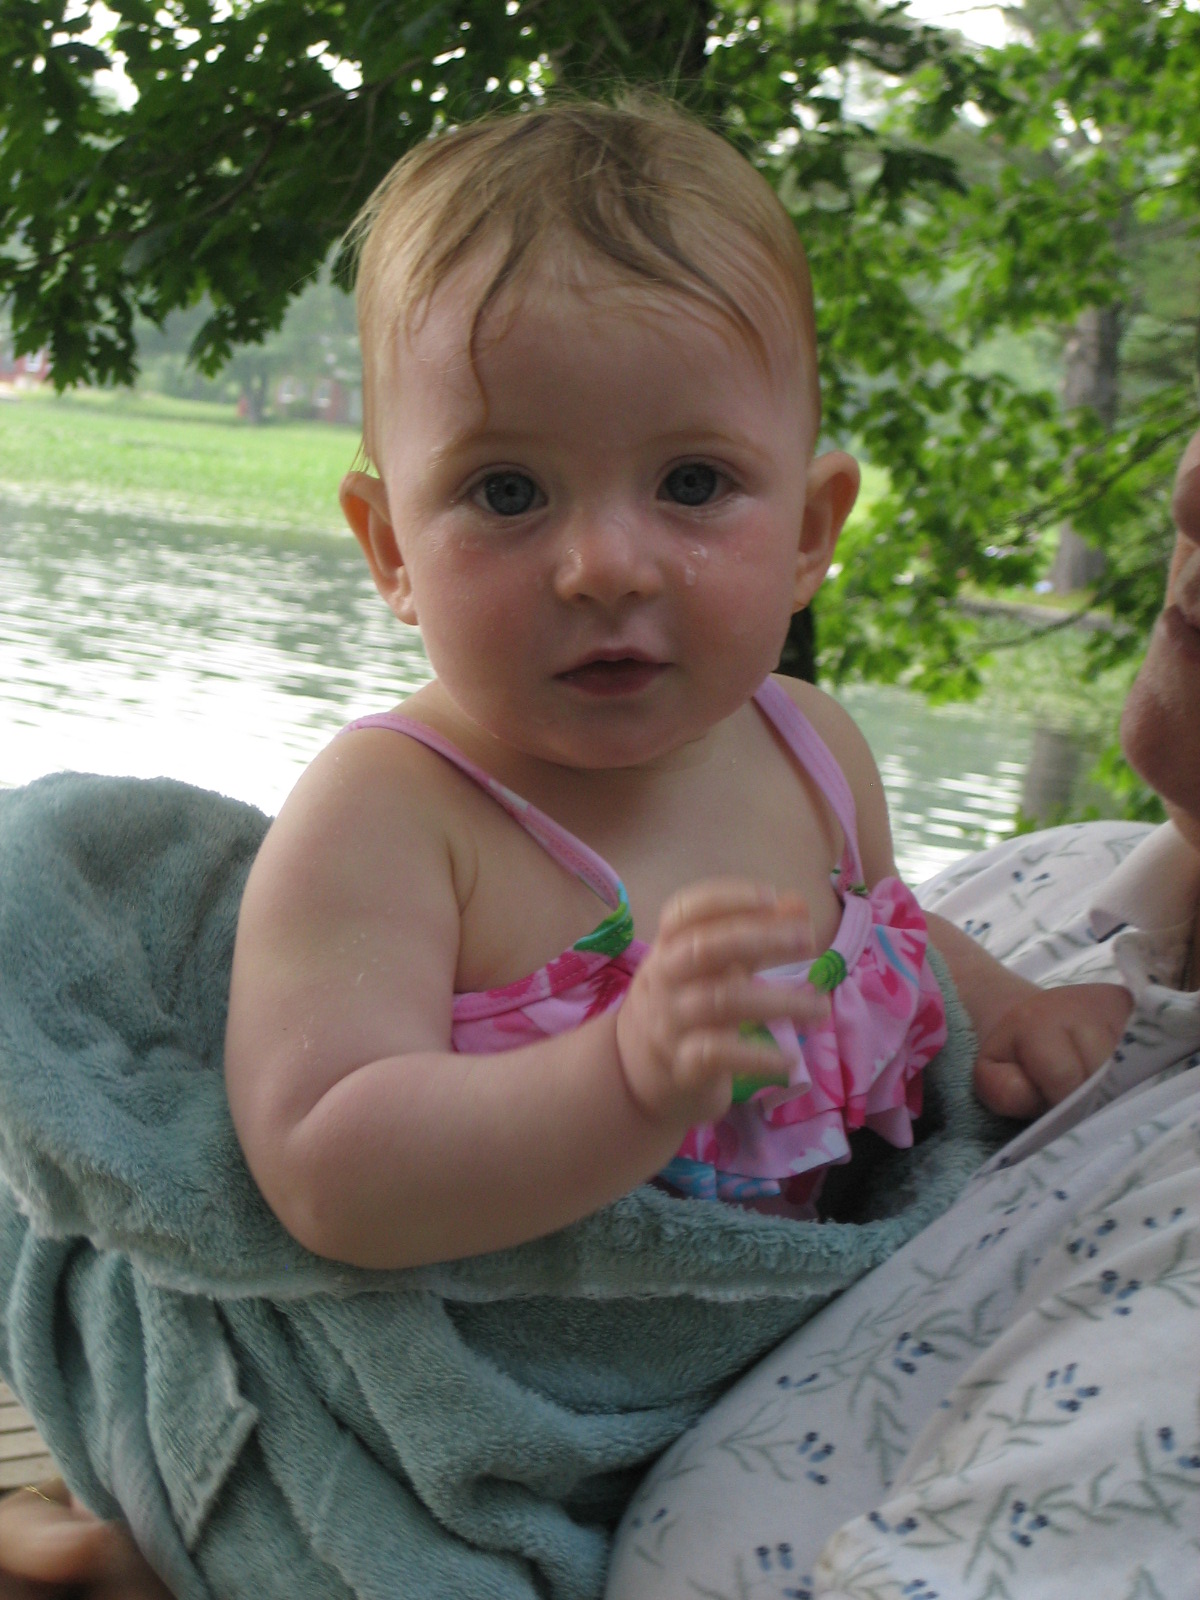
<box><xmin>553</xmin><ymin>513</ymin><xmax>664</xmax><ymax>604</ymax></box>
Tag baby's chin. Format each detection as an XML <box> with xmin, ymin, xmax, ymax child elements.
<box><xmin>545</xmin><ymin>733</ymin><xmax>714</xmax><ymax>774</ymax></box>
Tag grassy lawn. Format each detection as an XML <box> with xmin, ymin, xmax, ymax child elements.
<box><xmin>0</xmin><ymin>389</ymin><xmax>360</xmax><ymax>535</ymax></box>
<box><xmin>1</xmin><ymin>388</ymin><xmax>898</xmax><ymax>540</ymax></box>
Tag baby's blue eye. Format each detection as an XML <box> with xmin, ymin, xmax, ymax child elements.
<box><xmin>479</xmin><ymin>471</ymin><xmax>539</xmax><ymax>516</ymax></box>
<box><xmin>662</xmin><ymin>464</ymin><xmax>719</xmax><ymax>506</ymax></box>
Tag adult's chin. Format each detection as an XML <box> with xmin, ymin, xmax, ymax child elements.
<box><xmin>1120</xmin><ymin>646</ymin><xmax>1200</xmax><ymax>829</ymax></box>
<box><xmin>1163</xmin><ymin>800</ymin><xmax>1200</xmax><ymax>863</ymax></box>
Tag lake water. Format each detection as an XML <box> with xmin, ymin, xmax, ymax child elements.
<box><xmin>0</xmin><ymin>494</ymin><xmax>1030</xmax><ymax>883</ymax></box>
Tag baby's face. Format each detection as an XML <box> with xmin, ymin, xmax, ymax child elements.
<box><xmin>357</xmin><ymin>254</ymin><xmax>854</xmax><ymax>771</ymax></box>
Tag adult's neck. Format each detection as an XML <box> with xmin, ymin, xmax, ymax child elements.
<box><xmin>1171</xmin><ymin>806</ymin><xmax>1200</xmax><ymax>990</ymax></box>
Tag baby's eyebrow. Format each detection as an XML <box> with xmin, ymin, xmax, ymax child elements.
<box><xmin>424</xmin><ymin>425</ymin><xmax>489</xmax><ymax>471</ymax></box>
<box><xmin>655</xmin><ymin>427</ymin><xmax>770</xmax><ymax>455</ymax></box>
<box><xmin>643</xmin><ymin>428</ymin><xmax>782</xmax><ymax>475</ymax></box>
<box><xmin>424</xmin><ymin>424</ymin><xmax>561</xmax><ymax>471</ymax></box>
<box><xmin>423</xmin><ymin>424</ymin><xmax>781</xmax><ymax>475</ymax></box>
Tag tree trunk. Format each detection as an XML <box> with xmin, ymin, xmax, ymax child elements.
<box><xmin>1020</xmin><ymin>724</ymin><xmax>1082</xmax><ymax>824</ymax></box>
<box><xmin>1049</xmin><ymin>304</ymin><xmax>1121</xmax><ymax>593</ymax></box>
<box><xmin>776</xmin><ymin>607</ymin><xmax>817</xmax><ymax>683</ymax></box>
<box><xmin>242</xmin><ymin>372</ymin><xmax>268</xmax><ymax>425</ymax></box>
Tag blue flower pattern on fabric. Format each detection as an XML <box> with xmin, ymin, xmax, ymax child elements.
<box><xmin>604</xmin><ymin>827</ymin><xmax>1200</xmax><ymax>1600</ymax></box>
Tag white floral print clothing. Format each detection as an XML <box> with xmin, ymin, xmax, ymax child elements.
<box><xmin>605</xmin><ymin>821</ymin><xmax>1200</xmax><ymax>1600</ymax></box>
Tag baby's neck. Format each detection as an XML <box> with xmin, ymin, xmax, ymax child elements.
<box><xmin>486</xmin><ymin>723</ymin><xmax>747</xmax><ymax>847</ymax></box>
<box><xmin>402</xmin><ymin>680</ymin><xmax>768</xmax><ymax>880</ymax></box>
<box><xmin>409</xmin><ymin>683</ymin><xmax>744</xmax><ymax>798</ymax></box>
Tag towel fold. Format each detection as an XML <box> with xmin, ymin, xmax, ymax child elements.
<box><xmin>0</xmin><ymin>773</ymin><xmax>1008</xmax><ymax>1598</ymax></box>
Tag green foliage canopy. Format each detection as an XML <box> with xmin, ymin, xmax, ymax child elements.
<box><xmin>2</xmin><ymin>0</ymin><xmax>1198</xmax><ymax>714</ymax></box>
<box><xmin>1</xmin><ymin>0</ymin><xmax>980</xmax><ymax>381</ymax></box>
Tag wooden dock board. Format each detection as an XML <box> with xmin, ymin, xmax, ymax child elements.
<box><xmin>0</xmin><ymin>1381</ymin><xmax>56</xmax><ymax>1489</ymax></box>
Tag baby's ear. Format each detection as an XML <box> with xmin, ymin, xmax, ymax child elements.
<box><xmin>793</xmin><ymin>450</ymin><xmax>860</xmax><ymax>611</ymax></box>
<box><xmin>340</xmin><ymin>472</ymin><xmax>418</xmax><ymax>626</ymax></box>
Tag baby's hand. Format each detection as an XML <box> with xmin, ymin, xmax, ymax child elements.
<box><xmin>615</xmin><ymin>879</ymin><xmax>828</xmax><ymax>1131</ymax></box>
<box><xmin>974</xmin><ymin>981</ymin><xmax>1133</xmax><ymax>1120</ymax></box>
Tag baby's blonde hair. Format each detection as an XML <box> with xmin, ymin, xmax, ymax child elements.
<box><xmin>348</xmin><ymin>93</ymin><xmax>820</xmax><ymax>464</ymax></box>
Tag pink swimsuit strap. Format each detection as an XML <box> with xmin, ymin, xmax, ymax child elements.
<box><xmin>751</xmin><ymin>678</ymin><xmax>864</xmax><ymax>884</ymax></box>
<box><xmin>342</xmin><ymin>677</ymin><xmax>867</xmax><ymax>954</ymax></box>
<box><xmin>342</xmin><ymin>709</ymin><xmax>630</xmax><ymax>922</ymax></box>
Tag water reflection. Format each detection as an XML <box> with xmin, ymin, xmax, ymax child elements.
<box><xmin>837</xmin><ymin>684</ymin><xmax>1030</xmax><ymax>880</ymax></box>
<box><xmin>1</xmin><ymin>496</ymin><xmax>431</xmax><ymax>813</ymax></box>
<box><xmin>1</xmin><ymin>496</ymin><xmax>1027</xmax><ymax>881</ymax></box>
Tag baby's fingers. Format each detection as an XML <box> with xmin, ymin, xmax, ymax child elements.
<box><xmin>673</xmin><ymin>972</ymin><xmax>827</xmax><ymax>1035</ymax></box>
<box><xmin>657</xmin><ymin>879</ymin><xmax>786</xmax><ymax>938</ymax></box>
<box><xmin>975</xmin><ymin>982</ymin><xmax>1131</xmax><ymax>1120</ymax></box>
<box><xmin>674</xmin><ymin>1030</ymin><xmax>805</xmax><ymax>1118</ymax></box>
<box><xmin>974</xmin><ymin>1053</ymin><xmax>1046</xmax><ymax>1121</ymax></box>
<box><xmin>657</xmin><ymin>900</ymin><xmax>812</xmax><ymax>983</ymax></box>
<box><xmin>1019</xmin><ymin>1029</ymin><xmax>1091</xmax><ymax>1107</ymax></box>
<box><xmin>1028</xmin><ymin>1011</ymin><xmax>1126</xmax><ymax>1106</ymax></box>
<box><xmin>977</xmin><ymin>1020</ymin><xmax>1108</xmax><ymax>1119</ymax></box>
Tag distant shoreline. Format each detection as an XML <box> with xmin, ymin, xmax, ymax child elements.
<box><xmin>0</xmin><ymin>390</ymin><xmax>358</xmax><ymax>538</ymax></box>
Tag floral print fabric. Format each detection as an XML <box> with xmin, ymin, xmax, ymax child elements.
<box><xmin>605</xmin><ymin>821</ymin><xmax>1200</xmax><ymax>1600</ymax></box>
<box><xmin>817</xmin><ymin>1101</ymin><xmax>1200</xmax><ymax>1600</ymax></box>
<box><xmin>454</xmin><ymin>868</ymin><xmax>945</xmax><ymax>1207</ymax></box>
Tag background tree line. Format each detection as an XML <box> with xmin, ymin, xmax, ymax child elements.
<box><xmin>2</xmin><ymin>0</ymin><xmax>1197</xmax><ymax>809</ymax></box>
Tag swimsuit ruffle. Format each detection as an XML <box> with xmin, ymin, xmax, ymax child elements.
<box><xmin>665</xmin><ymin>877</ymin><xmax>946</xmax><ymax>1205</ymax></box>
<box><xmin>452</xmin><ymin>877</ymin><xmax>946</xmax><ymax>1212</ymax></box>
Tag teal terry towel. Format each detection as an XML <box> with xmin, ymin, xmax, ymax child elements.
<box><xmin>0</xmin><ymin>773</ymin><xmax>1008</xmax><ymax>1600</ymax></box>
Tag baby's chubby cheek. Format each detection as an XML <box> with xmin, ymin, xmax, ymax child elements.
<box><xmin>687</xmin><ymin>530</ymin><xmax>800</xmax><ymax>639</ymax></box>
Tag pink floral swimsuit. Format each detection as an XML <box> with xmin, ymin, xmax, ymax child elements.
<box><xmin>346</xmin><ymin>677</ymin><xmax>947</xmax><ymax>1213</ymax></box>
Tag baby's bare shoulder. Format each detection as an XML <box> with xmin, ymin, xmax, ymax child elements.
<box><xmin>768</xmin><ymin>673</ymin><xmax>873</xmax><ymax>768</ymax></box>
<box><xmin>225</xmin><ymin>724</ymin><xmax>470</xmax><ymax>1123</ymax></box>
<box><xmin>768</xmin><ymin>674</ymin><xmax>897</xmax><ymax>881</ymax></box>
<box><xmin>257</xmin><ymin>720</ymin><xmax>477</xmax><ymax>917</ymax></box>
<box><xmin>228</xmin><ymin>722</ymin><xmax>472</xmax><ymax>1040</ymax></box>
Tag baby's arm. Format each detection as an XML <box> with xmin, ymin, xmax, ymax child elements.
<box><xmin>225</xmin><ymin>731</ymin><xmax>824</xmax><ymax>1271</ymax></box>
<box><xmin>779</xmin><ymin>678</ymin><xmax>1130</xmax><ymax>1119</ymax></box>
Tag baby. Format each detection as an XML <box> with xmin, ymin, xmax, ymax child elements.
<box><xmin>224</xmin><ymin>95</ymin><xmax>1132</xmax><ymax>1269</ymax></box>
